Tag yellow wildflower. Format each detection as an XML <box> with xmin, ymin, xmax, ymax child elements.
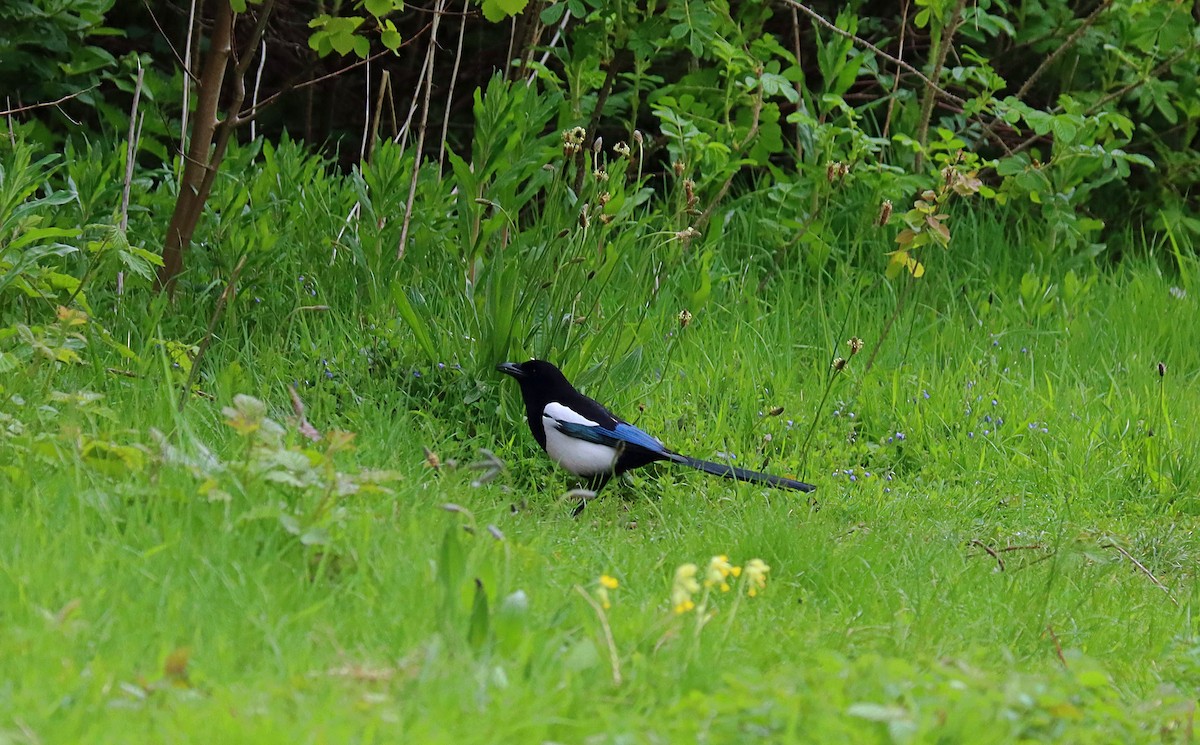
<box><xmin>744</xmin><ymin>559</ymin><xmax>770</xmax><ymax>597</ymax></box>
<box><xmin>671</xmin><ymin>563</ymin><xmax>700</xmax><ymax>614</ymax></box>
<box><xmin>704</xmin><ymin>555</ymin><xmax>741</xmax><ymax>592</ymax></box>
<box><xmin>596</xmin><ymin>575</ymin><xmax>618</xmax><ymax>609</ymax></box>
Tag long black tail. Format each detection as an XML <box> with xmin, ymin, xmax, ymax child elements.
<box><xmin>674</xmin><ymin>454</ymin><xmax>815</xmax><ymax>492</ymax></box>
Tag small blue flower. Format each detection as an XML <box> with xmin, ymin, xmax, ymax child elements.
<box><xmin>991</xmin><ymin>398</ymin><xmax>999</xmax><ymax>407</ymax></box>
<box><xmin>849</xmin><ymin>474</ymin><xmax>857</xmax><ymax>482</ymax></box>
<box><xmin>1021</xmin><ymin>347</ymin><xmax>1028</xmax><ymax>354</ymax></box>
<box><xmin>1041</xmin><ymin>427</ymin><xmax>1048</xmax><ymax>434</ymax></box>
<box><xmin>884</xmin><ymin>488</ymin><xmax>891</xmax><ymax>494</ymax></box>
<box><xmin>437</xmin><ymin>362</ymin><xmax>446</xmax><ymax>370</ymax></box>
<box><xmin>922</xmin><ymin>390</ymin><xmax>930</xmax><ymax>400</ymax></box>
<box><xmin>413</xmin><ymin>370</ymin><xmax>422</xmax><ymax>378</ymax></box>
<box><xmin>968</xmin><ymin>431</ymin><xmax>975</xmax><ymax>438</ymax></box>
<box><xmin>896</xmin><ymin>432</ymin><xmax>906</xmax><ymax>441</ymax></box>
<box><xmin>984</xmin><ymin>415</ymin><xmax>992</xmax><ymax>423</ymax></box>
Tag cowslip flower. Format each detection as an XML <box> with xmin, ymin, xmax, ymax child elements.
<box><xmin>671</xmin><ymin>563</ymin><xmax>700</xmax><ymax>614</ymax></box>
<box><xmin>704</xmin><ymin>555</ymin><xmax>741</xmax><ymax>592</ymax></box>
<box><xmin>744</xmin><ymin>559</ymin><xmax>770</xmax><ymax>597</ymax></box>
<box><xmin>597</xmin><ymin>574</ymin><xmax>619</xmax><ymax>609</ymax></box>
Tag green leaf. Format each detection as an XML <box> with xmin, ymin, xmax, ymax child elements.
<box><xmin>480</xmin><ymin>0</ymin><xmax>520</xmax><ymax>22</ymax></box>
<box><xmin>229</xmin><ymin>0</ymin><xmax>248</xmax><ymax>11</ymax></box>
<box><xmin>438</xmin><ymin>525</ymin><xmax>464</xmax><ymax>598</ymax></box>
<box><xmin>540</xmin><ymin>3</ymin><xmax>566</xmax><ymax>24</ymax></box>
<box><xmin>364</xmin><ymin>0</ymin><xmax>395</xmax><ymax>17</ymax></box>
<box><xmin>380</xmin><ymin>28</ymin><xmax>402</xmax><ymax>51</ymax></box>
<box><xmin>1050</xmin><ymin>115</ymin><xmax>1078</xmax><ymax>145</ymax></box>
<box><xmin>467</xmin><ymin>579</ymin><xmax>490</xmax><ymax>650</ymax></box>
<box><xmin>391</xmin><ymin>284</ymin><xmax>439</xmax><ymax>362</ymax></box>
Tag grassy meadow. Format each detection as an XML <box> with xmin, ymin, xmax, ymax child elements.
<box><xmin>1</xmin><ymin>131</ymin><xmax>1199</xmax><ymax>743</ymax></box>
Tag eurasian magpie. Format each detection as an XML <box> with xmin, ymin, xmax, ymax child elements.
<box><xmin>497</xmin><ymin>360</ymin><xmax>815</xmax><ymax>511</ymax></box>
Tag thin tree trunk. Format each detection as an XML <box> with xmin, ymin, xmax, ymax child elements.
<box><xmin>157</xmin><ymin>0</ymin><xmax>235</xmax><ymax>296</ymax></box>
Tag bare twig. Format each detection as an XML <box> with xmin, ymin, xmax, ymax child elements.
<box><xmin>883</xmin><ymin>0</ymin><xmax>910</xmax><ymax>138</ymax></box>
<box><xmin>239</xmin><ymin>44</ymin><xmax>414</xmax><ymax>124</ymax></box>
<box><xmin>915</xmin><ymin>0</ymin><xmax>967</xmax><ymax>169</ymax></box>
<box><xmin>782</xmin><ymin>0</ymin><xmax>965</xmax><ymax>106</ymax></box>
<box><xmin>0</xmin><ymin>86</ymin><xmax>100</xmax><ymax>117</ymax></box>
<box><xmin>368</xmin><ymin>69</ymin><xmax>390</xmax><ymax>163</ymax></box>
<box><xmin>360</xmin><ymin>58</ymin><xmax>373</xmax><ymax>162</ymax></box>
<box><xmin>978</xmin><ymin>0</ymin><xmax>1115</xmax><ymax>146</ymax></box>
<box><xmin>1101</xmin><ymin>541</ymin><xmax>1179</xmax><ymax>607</ymax></box>
<box><xmin>969</xmin><ymin>539</ymin><xmax>1005</xmax><ymax>572</ymax></box>
<box><xmin>1045</xmin><ymin>624</ymin><xmax>1068</xmax><ymax>667</ymax></box>
<box><xmin>181</xmin><ymin>0</ymin><xmax>198</xmax><ymax>154</ymax></box>
<box><xmin>251</xmin><ymin>38</ymin><xmax>268</xmax><ymax>140</ymax></box>
<box><xmin>1009</xmin><ymin>43</ymin><xmax>1198</xmax><ymax>156</ymax></box>
<box><xmin>120</xmin><ymin>63</ymin><xmax>145</xmax><ymax>234</ymax></box>
<box><xmin>397</xmin><ymin>0</ymin><xmax>445</xmax><ymax>260</ymax></box>
<box><xmin>439</xmin><ymin>0</ymin><xmax>470</xmax><ymax>173</ymax></box>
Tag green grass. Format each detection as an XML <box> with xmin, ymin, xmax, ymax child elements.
<box><xmin>2</xmin><ymin>159</ymin><xmax>1199</xmax><ymax>741</ymax></box>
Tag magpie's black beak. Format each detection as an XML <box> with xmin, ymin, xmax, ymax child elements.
<box><xmin>496</xmin><ymin>362</ymin><xmax>526</xmax><ymax>379</ymax></box>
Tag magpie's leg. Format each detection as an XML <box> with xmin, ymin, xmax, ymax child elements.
<box><xmin>571</xmin><ymin>474</ymin><xmax>612</xmax><ymax>517</ymax></box>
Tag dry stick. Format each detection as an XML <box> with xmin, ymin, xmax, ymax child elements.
<box><xmin>368</xmin><ymin>70</ymin><xmax>390</xmax><ymax>164</ymax></box>
<box><xmin>1045</xmin><ymin>624</ymin><xmax>1068</xmax><ymax>668</ymax></box>
<box><xmin>783</xmin><ymin>0</ymin><xmax>964</xmax><ymax>106</ymax></box>
<box><xmin>438</xmin><ymin>0</ymin><xmax>470</xmax><ymax>174</ymax></box>
<box><xmin>977</xmin><ymin>0</ymin><xmax>1114</xmax><ymax>147</ymax></box>
<box><xmin>251</xmin><ymin>38</ymin><xmax>268</xmax><ymax>140</ymax></box>
<box><xmin>1010</xmin><ymin>44</ymin><xmax>1198</xmax><ymax>157</ymax></box>
<box><xmin>969</xmin><ymin>539</ymin><xmax>1005</xmax><ymax>572</ymax></box>
<box><xmin>1101</xmin><ymin>542</ymin><xmax>1179</xmax><ymax>607</ymax></box>
<box><xmin>694</xmin><ymin>88</ymin><xmax>765</xmax><ymax>232</ymax></box>
<box><xmin>118</xmin><ymin>63</ymin><xmax>146</xmax><ymax>299</ymax></box>
<box><xmin>882</xmin><ymin>0</ymin><xmax>910</xmax><ymax>139</ymax></box>
<box><xmin>573</xmin><ymin>585</ymin><xmax>622</xmax><ymax>686</ymax></box>
<box><xmin>915</xmin><ymin>0</ymin><xmax>967</xmax><ymax>170</ymax></box>
<box><xmin>179</xmin><ymin>254</ymin><xmax>247</xmax><ymax>412</ymax></box>
<box><xmin>359</xmin><ymin>57</ymin><xmax>373</xmax><ymax>162</ymax></box>
<box><xmin>0</xmin><ymin>86</ymin><xmax>100</xmax><ymax>117</ymax></box>
<box><xmin>397</xmin><ymin>0</ymin><xmax>445</xmax><ymax>261</ymax></box>
<box><xmin>242</xmin><ymin>46</ymin><xmax>404</xmax><ymax>124</ymax></box>
<box><xmin>120</xmin><ymin>64</ymin><xmax>145</xmax><ymax>234</ymax></box>
<box><xmin>528</xmin><ymin>6</ymin><xmax>571</xmax><ymax>88</ymax></box>
<box><xmin>141</xmin><ymin>0</ymin><xmax>200</xmax><ymax>84</ymax></box>
<box><xmin>790</xmin><ymin>7</ymin><xmax>804</xmax><ymax>159</ymax></box>
<box><xmin>180</xmin><ymin>0</ymin><xmax>199</xmax><ymax>155</ymax></box>
<box><xmin>393</xmin><ymin>45</ymin><xmax>432</xmax><ymax>148</ymax></box>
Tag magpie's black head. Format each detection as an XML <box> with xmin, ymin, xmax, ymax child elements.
<box><xmin>496</xmin><ymin>359</ymin><xmax>569</xmax><ymax>388</ymax></box>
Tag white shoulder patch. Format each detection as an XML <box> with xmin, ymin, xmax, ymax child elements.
<box><xmin>543</xmin><ymin>402</ymin><xmax>599</xmax><ymax>427</ymax></box>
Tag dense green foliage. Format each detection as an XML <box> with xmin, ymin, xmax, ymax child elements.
<box><xmin>1</xmin><ymin>0</ymin><xmax>1198</xmax><ymax>741</ymax></box>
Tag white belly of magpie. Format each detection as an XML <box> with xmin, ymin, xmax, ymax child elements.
<box><xmin>541</xmin><ymin>407</ymin><xmax>620</xmax><ymax>477</ymax></box>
